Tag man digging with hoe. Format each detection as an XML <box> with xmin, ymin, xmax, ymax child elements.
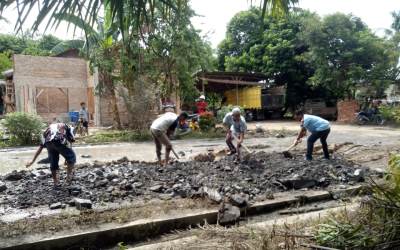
<box><xmin>150</xmin><ymin>112</ymin><xmax>189</xmax><ymax>166</ymax></box>
<box><xmin>223</xmin><ymin>107</ymin><xmax>247</xmax><ymax>162</ymax></box>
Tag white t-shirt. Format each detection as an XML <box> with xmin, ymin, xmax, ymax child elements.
<box><xmin>223</xmin><ymin>112</ymin><xmax>247</xmax><ymax>134</ymax></box>
<box><xmin>150</xmin><ymin>112</ymin><xmax>178</xmax><ymax>132</ymax></box>
<box><xmin>223</xmin><ymin>112</ymin><xmax>234</xmax><ymax>128</ymax></box>
<box><xmin>230</xmin><ymin>117</ymin><xmax>247</xmax><ymax>134</ymax></box>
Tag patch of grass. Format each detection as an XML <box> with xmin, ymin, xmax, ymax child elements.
<box><xmin>78</xmin><ymin>130</ymin><xmax>152</xmax><ymax>144</ymax></box>
<box><xmin>173</xmin><ymin>221</ymin><xmax>313</xmax><ymax>249</ymax></box>
<box><xmin>314</xmin><ymin>154</ymin><xmax>400</xmax><ymax>249</ymax></box>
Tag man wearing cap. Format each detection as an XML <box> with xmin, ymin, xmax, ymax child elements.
<box><xmin>294</xmin><ymin>110</ymin><xmax>331</xmax><ymax>161</ymax></box>
<box><xmin>223</xmin><ymin>107</ymin><xmax>247</xmax><ymax>159</ymax></box>
<box><xmin>150</xmin><ymin>112</ymin><xmax>189</xmax><ymax>166</ymax></box>
<box><xmin>196</xmin><ymin>95</ymin><xmax>208</xmax><ymax>115</ymax></box>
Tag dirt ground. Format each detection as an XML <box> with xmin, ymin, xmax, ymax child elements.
<box><xmin>0</xmin><ymin>121</ymin><xmax>397</xmax><ymax>248</ymax></box>
<box><xmin>0</xmin><ymin>121</ymin><xmax>398</xmax><ymax>174</ymax></box>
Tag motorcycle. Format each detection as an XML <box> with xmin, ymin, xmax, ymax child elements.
<box><xmin>356</xmin><ymin>111</ymin><xmax>385</xmax><ymax>125</ymax></box>
<box><xmin>172</xmin><ymin>114</ymin><xmax>199</xmax><ymax>138</ymax></box>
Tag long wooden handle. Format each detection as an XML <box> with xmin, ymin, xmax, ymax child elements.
<box><xmin>285</xmin><ymin>142</ymin><xmax>297</xmax><ymax>152</ymax></box>
<box><xmin>171</xmin><ymin>148</ymin><xmax>180</xmax><ymax>159</ymax></box>
<box><xmin>231</xmin><ymin>133</ymin><xmax>251</xmax><ymax>153</ymax></box>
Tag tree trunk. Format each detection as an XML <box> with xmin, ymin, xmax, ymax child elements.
<box><xmin>101</xmin><ymin>71</ymin><xmax>121</xmax><ymax>129</ymax></box>
<box><xmin>110</xmin><ymin>87</ymin><xmax>121</xmax><ymax>129</ymax></box>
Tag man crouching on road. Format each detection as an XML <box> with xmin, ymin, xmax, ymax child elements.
<box><xmin>294</xmin><ymin>110</ymin><xmax>331</xmax><ymax>161</ymax></box>
<box><xmin>223</xmin><ymin>107</ymin><xmax>247</xmax><ymax>160</ymax></box>
<box><xmin>26</xmin><ymin>123</ymin><xmax>76</xmax><ymax>188</ymax></box>
<box><xmin>150</xmin><ymin>112</ymin><xmax>189</xmax><ymax>166</ymax></box>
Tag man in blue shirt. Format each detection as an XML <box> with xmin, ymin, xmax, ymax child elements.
<box><xmin>294</xmin><ymin>110</ymin><xmax>331</xmax><ymax>161</ymax></box>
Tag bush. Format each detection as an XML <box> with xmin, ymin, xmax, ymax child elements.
<box><xmin>198</xmin><ymin>112</ymin><xmax>216</xmax><ymax>131</ymax></box>
<box><xmin>216</xmin><ymin>105</ymin><xmax>244</xmax><ymax>123</ymax></box>
<box><xmin>314</xmin><ymin>154</ymin><xmax>400</xmax><ymax>249</ymax></box>
<box><xmin>379</xmin><ymin>105</ymin><xmax>400</xmax><ymax>124</ymax></box>
<box><xmin>2</xmin><ymin>112</ymin><xmax>44</xmax><ymax>145</ymax></box>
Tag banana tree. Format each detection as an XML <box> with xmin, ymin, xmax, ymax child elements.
<box><xmin>0</xmin><ymin>0</ymin><xmax>296</xmax><ymax>129</ymax></box>
<box><xmin>0</xmin><ymin>0</ymin><xmax>296</xmax><ymax>38</ymax></box>
<box><xmin>54</xmin><ymin>9</ymin><xmax>122</xmax><ymax>129</ymax></box>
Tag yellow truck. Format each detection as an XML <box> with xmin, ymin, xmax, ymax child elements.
<box><xmin>223</xmin><ymin>85</ymin><xmax>285</xmax><ymax>121</ymax></box>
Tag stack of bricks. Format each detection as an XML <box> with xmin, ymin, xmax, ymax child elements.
<box><xmin>337</xmin><ymin>100</ymin><xmax>360</xmax><ymax>123</ymax></box>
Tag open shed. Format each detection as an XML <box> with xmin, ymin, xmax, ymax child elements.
<box><xmin>196</xmin><ymin>71</ymin><xmax>269</xmax><ymax>93</ymax></box>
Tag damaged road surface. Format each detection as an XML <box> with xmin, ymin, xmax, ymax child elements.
<box><xmin>0</xmin><ymin>151</ymin><xmax>379</xmax><ymax>213</ymax></box>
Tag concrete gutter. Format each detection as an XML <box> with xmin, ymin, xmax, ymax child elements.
<box><xmin>0</xmin><ymin>186</ymin><xmax>363</xmax><ymax>250</ymax></box>
<box><xmin>131</xmin><ymin>204</ymin><xmax>359</xmax><ymax>250</ymax></box>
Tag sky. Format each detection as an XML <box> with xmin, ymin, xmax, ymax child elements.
<box><xmin>0</xmin><ymin>0</ymin><xmax>399</xmax><ymax>49</ymax></box>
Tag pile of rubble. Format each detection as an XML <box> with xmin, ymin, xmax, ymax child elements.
<box><xmin>0</xmin><ymin>152</ymin><xmax>378</xmax><ymax>211</ymax></box>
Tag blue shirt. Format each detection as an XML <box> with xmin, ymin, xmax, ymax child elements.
<box><xmin>302</xmin><ymin>114</ymin><xmax>330</xmax><ymax>133</ymax></box>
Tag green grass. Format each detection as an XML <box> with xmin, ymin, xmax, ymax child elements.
<box><xmin>79</xmin><ymin>130</ymin><xmax>152</xmax><ymax>144</ymax></box>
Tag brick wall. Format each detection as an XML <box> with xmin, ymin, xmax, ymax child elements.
<box><xmin>99</xmin><ymin>92</ymin><xmax>129</xmax><ymax>127</ymax></box>
<box><xmin>337</xmin><ymin>100</ymin><xmax>360</xmax><ymax>123</ymax></box>
<box><xmin>13</xmin><ymin>54</ymin><xmax>89</xmax><ymax>123</ymax></box>
<box><xmin>13</xmin><ymin>54</ymin><xmax>87</xmax><ymax>89</ymax></box>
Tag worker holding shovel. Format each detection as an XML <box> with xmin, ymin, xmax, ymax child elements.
<box><xmin>223</xmin><ymin>107</ymin><xmax>247</xmax><ymax>161</ymax></box>
<box><xmin>294</xmin><ymin>110</ymin><xmax>331</xmax><ymax>161</ymax></box>
<box><xmin>26</xmin><ymin>123</ymin><xmax>76</xmax><ymax>188</ymax></box>
<box><xmin>150</xmin><ymin>112</ymin><xmax>189</xmax><ymax>166</ymax></box>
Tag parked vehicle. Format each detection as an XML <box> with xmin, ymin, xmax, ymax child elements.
<box><xmin>304</xmin><ymin>99</ymin><xmax>337</xmax><ymax>120</ymax></box>
<box><xmin>223</xmin><ymin>85</ymin><xmax>285</xmax><ymax>121</ymax></box>
<box><xmin>356</xmin><ymin>110</ymin><xmax>385</xmax><ymax>125</ymax></box>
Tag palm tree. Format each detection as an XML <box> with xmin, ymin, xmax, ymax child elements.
<box><xmin>0</xmin><ymin>0</ymin><xmax>296</xmax><ymax>35</ymax></box>
<box><xmin>53</xmin><ymin>11</ymin><xmax>123</xmax><ymax>129</ymax></box>
<box><xmin>0</xmin><ymin>0</ymin><xmax>296</xmax><ymax>129</ymax></box>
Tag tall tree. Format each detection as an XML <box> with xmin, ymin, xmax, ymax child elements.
<box><xmin>218</xmin><ymin>9</ymin><xmax>317</xmax><ymax>110</ymax></box>
<box><xmin>54</xmin><ymin>7</ymin><xmax>122</xmax><ymax>129</ymax></box>
<box><xmin>0</xmin><ymin>51</ymin><xmax>12</xmax><ymax>78</ymax></box>
<box><xmin>302</xmin><ymin>13</ymin><xmax>399</xmax><ymax>99</ymax></box>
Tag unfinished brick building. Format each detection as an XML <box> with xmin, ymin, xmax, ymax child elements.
<box><xmin>4</xmin><ymin>52</ymin><xmax>129</xmax><ymax>126</ymax></box>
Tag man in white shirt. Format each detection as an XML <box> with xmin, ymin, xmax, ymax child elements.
<box><xmin>150</xmin><ymin>112</ymin><xmax>188</xmax><ymax>166</ymax></box>
<box><xmin>223</xmin><ymin>107</ymin><xmax>247</xmax><ymax>159</ymax></box>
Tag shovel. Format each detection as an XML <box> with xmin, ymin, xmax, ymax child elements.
<box><xmin>231</xmin><ymin>133</ymin><xmax>253</xmax><ymax>154</ymax></box>
<box><xmin>282</xmin><ymin>141</ymin><xmax>298</xmax><ymax>158</ymax></box>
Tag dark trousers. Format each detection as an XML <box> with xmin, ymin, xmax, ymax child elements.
<box><xmin>226</xmin><ymin>132</ymin><xmax>236</xmax><ymax>152</ymax></box>
<box><xmin>307</xmin><ymin>128</ymin><xmax>330</xmax><ymax>160</ymax></box>
<box><xmin>46</xmin><ymin>141</ymin><xmax>76</xmax><ymax>171</ymax></box>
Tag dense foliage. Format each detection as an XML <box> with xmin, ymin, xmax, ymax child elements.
<box><xmin>315</xmin><ymin>154</ymin><xmax>400</xmax><ymax>249</ymax></box>
<box><xmin>218</xmin><ymin>9</ymin><xmax>400</xmax><ymax>109</ymax></box>
<box><xmin>0</xmin><ymin>33</ymin><xmax>66</xmax><ymax>78</ymax></box>
<box><xmin>379</xmin><ymin>105</ymin><xmax>400</xmax><ymax>124</ymax></box>
<box><xmin>0</xmin><ymin>33</ymin><xmax>62</xmax><ymax>56</ymax></box>
<box><xmin>2</xmin><ymin>112</ymin><xmax>44</xmax><ymax>145</ymax></box>
<box><xmin>198</xmin><ymin>112</ymin><xmax>216</xmax><ymax>131</ymax></box>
